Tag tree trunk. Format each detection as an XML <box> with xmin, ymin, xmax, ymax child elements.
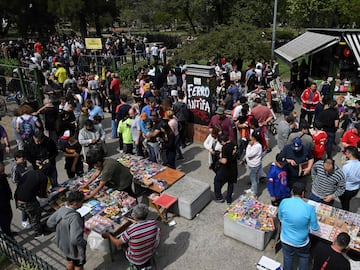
<box><xmin>79</xmin><ymin>12</ymin><xmax>88</xmax><ymax>38</ymax></box>
<box><xmin>95</xmin><ymin>13</ymin><xmax>101</xmax><ymax>37</ymax></box>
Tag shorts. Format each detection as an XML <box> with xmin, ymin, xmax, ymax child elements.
<box><xmin>66</xmin><ymin>257</ymin><xmax>85</xmax><ymax>267</ymax></box>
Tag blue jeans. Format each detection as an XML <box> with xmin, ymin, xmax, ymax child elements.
<box><xmin>309</xmin><ymin>192</ymin><xmax>334</xmax><ymax>206</ymax></box>
<box><xmin>249</xmin><ymin>165</ymin><xmax>261</xmax><ymax>195</ymax></box>
<box><xmin>325</xmin><ymin>131</ymin><xmax>335</xmax><ymax>158</ymax></box>
<box><xmin>282</xmin><ymin>242</ymin><xmax>310</xmax><ymax>270</ymax></box>
<box><xmin>111</xmin><ymin>120</ymin><xmax>118</xmax><ymax>138</ymax></box>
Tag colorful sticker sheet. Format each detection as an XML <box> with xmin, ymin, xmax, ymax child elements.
<box><xmin>224</xmin><ymin>195</ymin><xmax>278</xmax><ymax>231</ymax></box>
<box><xmin>118</xmin><ymin>154</ymin><xmax>166</xmax><ymax>182</ymax></box>
<box><xmin>51</xmin><ymin>170</ymin><xmax>137</xmax><ymax>234</ymax></box>
<box><xmin>307</xmin><ymin>201</ymin><xmax>360</xmax><ymax>251</ymax></box>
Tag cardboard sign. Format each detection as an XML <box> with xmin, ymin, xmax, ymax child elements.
<box><xmin>85</xmin><ymin>38</ymin><xmax>102</xmax><ymax>50</ymax></box>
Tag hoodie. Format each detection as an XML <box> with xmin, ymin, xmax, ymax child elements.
<box><xmin>47</xmin><ymin>206</ymin><xmax>86</xmax><ymax>262</ymax></box>
<box><xmin>267</xmin><ymin>163</ymin><xmax>291</xmax><ymax>200</ymax></box>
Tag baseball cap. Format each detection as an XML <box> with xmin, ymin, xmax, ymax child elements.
<box><xmin>291</xmin><ymin>137</ymin><xmax>303</xmax><ymax>151</ymax></box>
<box><xmin>276</xmin><ymin>154</ymin><xmax>286</xmax><ymax>166</ymax></box>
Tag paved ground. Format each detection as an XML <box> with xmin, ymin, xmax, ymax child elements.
<box><xmin>2</xmin><ymin>103</ymin><xmax>360</xmax><ymax>270</ymax></box>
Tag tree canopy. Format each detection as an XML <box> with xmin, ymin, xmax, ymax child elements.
<box><xmin>0</xmin><ymin>0</ymin><xmax>358</xmax><ymax>38</ymax></box>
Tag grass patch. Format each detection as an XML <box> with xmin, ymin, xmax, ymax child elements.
<box><xmin>278</xmin><ymin>58</ymin><xmax>291</xmax><ymax>81</ymax></box>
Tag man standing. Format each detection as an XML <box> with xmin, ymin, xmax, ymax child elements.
<box><xmin>280</xmin><ymin>137</ymin><xmax>314</xmax><ymax>189</ymax></box>
<box><xmin>24</xmin><ymin>130</ymin><xmax>58</xmax><ymax>187</ymax></box>
<box><xmin>15</xmin><ymin>165</ymin><xmax>51</xmax><ymax>239</ymax></box>
<box><xmin>312</xmin><ymin>232</ymin><xmax>351</xmax><ymax>270</ymax></box>
<box><xmin>317</xmin><ymin>100</ymin><xmax>339</xmax><ymax>158</ymax></box>
<box><xmin>309</xmin><ymin>158</ymin><xmax>345</xmax><ymax>206</ymax></box>
<box><xmin>278</xmin><ymin>182</ymin><xmax>319</xmax><ymax>270</ymax></box>
<box><xmin>277</xmin><ymin>115</ymin><xmax>295</xmax><ymax>151</ymax></box>
<box><xmin>85</xmin><ymin>99</ymin><xmax>104</xmax><ymax>121</ymax></box>
<box><xmin>287</xmin><ymin>120</ymin><xmax>314</xmax><ymax>151</ymax></box>
<box><xmin>267</xmin><ymin>154</ymin><xmax>291</xmax><ymax>206</ymax></box>
<box><xmin>208</xmin><ymin>106</ymin><xmax>235</xmax><ymax>142</ymax></box>
<box><xmin>102</xmin><ymin>204</ymin><xmax>160</xmax><ymax>270</ymax></box>
<box><xmin>0</xmin><ymin>162</ymin><xmax>13</xmax><ymax>238</ymax></box>
<box><xmin>251</xmin><ymin>98</ymin><xmax>273</xmax><ymax>152</ymax></box>
<box><xmin>47</xmin><ymin>191</ymin><xmax>87</xmax><ymax>270</ymax></box>
<box><xmin>300</xmin><ymin>83</ymin><xmax>320</xmax><ymax>126</ymax></box>
<box><xmin>340</xmin><ymin>146</ymin><xmax>360</xmax><ymax>211</ymax></box>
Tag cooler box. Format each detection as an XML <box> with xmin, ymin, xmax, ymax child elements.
<box><xmin>164</xmin><ymin>175</ymin><xmax>211</xmax><ymax>219</ymax></box>
<box><xmin>223</xmin><ymin>217</ymin><xmax>274</xmax><ymax>250</ymax></box>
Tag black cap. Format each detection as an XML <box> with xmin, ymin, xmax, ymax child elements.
<box><xmin>276</xmin><ymin>154</ymin><xmax>286</xmax><ymax>166</ymax></box>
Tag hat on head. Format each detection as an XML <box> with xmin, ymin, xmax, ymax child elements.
<box><xmin>276</xmin><ymin>153</ymin><xmax>287</xmax><ymax>166</ymax></box>
<box><xmin>291</xmin><ymin>137</ymin><xmax>303</xmax><ymax>151</ymax></box>
<box><xmin>215</xmin><ymin>106</ymin><xmax>225</xmax><ymax>115</ymax></box>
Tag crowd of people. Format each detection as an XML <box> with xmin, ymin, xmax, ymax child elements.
<box><xmin>203</xmin><ymin>67</ymin><xmax>360</xmax><ymax>269</ymax></box>
<box><xmin>0</xmin><ymin>33</ymin><xmax>359</xmax><ymax>269</ymax></box>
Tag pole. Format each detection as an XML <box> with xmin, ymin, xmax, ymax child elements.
<box><xmin>271</xmin><ymin>0</ymin><xmax>278</xmax><ymax>61</ymax></box>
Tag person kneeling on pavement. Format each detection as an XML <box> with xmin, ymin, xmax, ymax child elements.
<box><xmin>47</xmin><ymin>191</ymin><xmax>87</xmax><ymax>270</ymax></box>
<box><xmin>102</xmin><ymin>204</ymin><xmax>160</xmax><ymax>270</ymax></box>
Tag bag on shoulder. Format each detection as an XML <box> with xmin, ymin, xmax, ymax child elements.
<box><xmin>19</xmin><ymin>116</ymin><xmax>36</xmax><ymax>143</ymax></box>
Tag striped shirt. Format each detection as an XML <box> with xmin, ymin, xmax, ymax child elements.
<box><xmin>119</xmin><ymin>220</ymin><xmax>159</xmax><ymax>265</ymax></box>
<box><xmin>311</xmin><ymin>160</ymin><xmax>345</xmax><ymax>199</ymax></box>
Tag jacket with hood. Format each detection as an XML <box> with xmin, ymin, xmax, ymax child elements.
<box><xmin>47</xmin><ymin>206</ymin><xmax>86</xmax><ymax>262</ymax></box>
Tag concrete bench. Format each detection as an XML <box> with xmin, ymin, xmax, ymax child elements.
<box><xmin>164</xmin><ymin>175</ymin><xmax>211</xmax><ymax>220</ymax></box>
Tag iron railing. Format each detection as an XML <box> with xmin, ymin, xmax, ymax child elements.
<box><xmin>0</xmin><ymin>231</ymin><xmax>56</xmax><ymax>270</ymax></box>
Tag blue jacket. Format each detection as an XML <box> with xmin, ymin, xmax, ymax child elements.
<box><xmin>282</xmin><ymin>96</ymin><xmax>294</xmax><ymax>116</ymax></box>
<box><xmin>267</xmin><ymin>163</ymin><xmax>290</xmax><ymax>199</ymax></box>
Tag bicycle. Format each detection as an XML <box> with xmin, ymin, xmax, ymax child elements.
<box><xmin>5</xmin><ymin>91</ymin><xmax>23</xmax><ymax>105</ymax></box>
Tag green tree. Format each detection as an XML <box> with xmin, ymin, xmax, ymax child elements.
<box><xmin>174</xmin><ymin>24</ymin><xmax>270</xmax><ymax>64</ymax></box>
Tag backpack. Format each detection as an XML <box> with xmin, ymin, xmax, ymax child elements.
<box><xmin>19</xmin><ymin>116</ymin><xmax>36</xmax><ymax>143</ymax></box>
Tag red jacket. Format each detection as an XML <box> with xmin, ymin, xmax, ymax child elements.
<box><xmin>301</xmin><ymin>88</ymin><xmax>320</xmax><ymax>111</ymax></box>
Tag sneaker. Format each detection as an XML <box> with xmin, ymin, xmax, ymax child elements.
<box><xmin>214</xmin><ymin>198</ymin><xmax>225</xmax><ymax>203</ymax></box>
<box><xmin>245</xmin><ymin>188</ymin><xmax>253</xmax><ymax>194</ymax></box>
<box><xmin>22</xmin><ymin>221</ymin><xmax>31</xmax><ymax>229</ymax></box>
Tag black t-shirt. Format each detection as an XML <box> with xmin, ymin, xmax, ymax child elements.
<box><xmin>148</xmin><ymin>119</ymin><xmax>163</xmax><ymax>143</ymax></box>
<box><xmin>312</xmin><ymin>241</ymin><xmax>350</xmax><ymax>270</ymax></box>
<box><xmin>43</xmin><ymin>106</ymin><xmax>58</xmax><ymax>131</ymax></box>
<box><xmin>280</xmin><ymin>144</ymin><xmax>313</xmax><ymax>179</ymax></box>
<box><xmin>317</xmin><ymin>108</ymin><xmax>339</xmax><ymax>133</ymax></box>
<box><xmin>220</xmin><ymin>141</ymin><xmax>238</xmax><ymax>182</ymax></box>
<box><xmin>15</xmin><ymin>170</ymin><xmax>48</xmax><ymax>202</ymax></box>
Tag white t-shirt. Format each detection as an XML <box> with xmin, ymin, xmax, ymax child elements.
<box><xmin>151</xmin><ymin>46</ymin><xmax>159</xmax><ymax>56</ymax></box>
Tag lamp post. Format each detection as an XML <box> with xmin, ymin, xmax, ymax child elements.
<box><xmin>271</xmin><ymin>0</ymin><xmax>278</xmax><ymax>61</ymax></box>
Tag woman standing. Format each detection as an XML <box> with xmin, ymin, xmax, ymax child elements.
<box><xmin>159</xmin><ymin>122</ymin><xmax>176</xmax><ymax>169</ymax></box>
<box><xmin>203</xmin><ymin>126</ymin><xmax>222</xmax><ymax>171</ymax></box>
<box><xmin>245</xmin><ymin>131</ymin><xmax>263</xmax><ymax>197</ymax></box>
<box><xmin>214</xmin><ymin>134</ymin><xmax>238</xmax><ymax>204</ymax></box>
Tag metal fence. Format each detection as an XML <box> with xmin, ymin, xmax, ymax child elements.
<box><xmin>0</xmin><ymin>231</ymin><xmax>56</xmax><ymax>270</ymax></box>
<box><xmin>0</xmin><ymin>63</ymin><xmax>43</xmax><ymax>104</ymax></box>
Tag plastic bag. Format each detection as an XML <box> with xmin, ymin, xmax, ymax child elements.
<box><xmin>87</xmin><ymin>231</ymin><xmax>110</xmax><ymax>253</ymax></box>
